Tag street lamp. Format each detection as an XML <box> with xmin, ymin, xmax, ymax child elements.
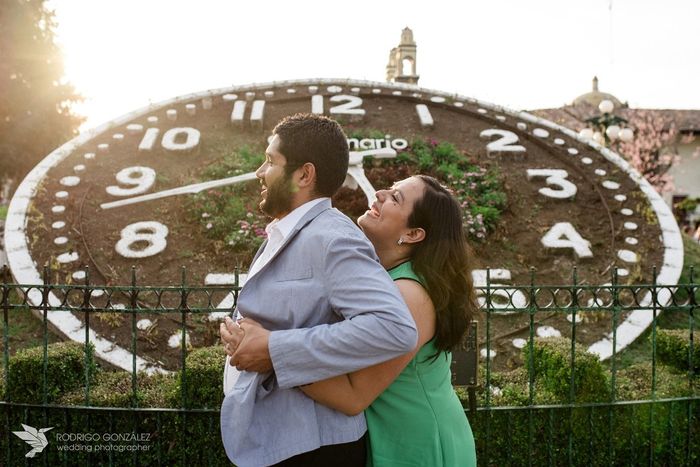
<box><xmin>578</xmin><ymin>99</ymin><xmax>634</xmax><ymax>146</ymax></box>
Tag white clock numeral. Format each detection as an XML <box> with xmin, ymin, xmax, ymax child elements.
<box><xmin>161</xmin><ymin>127</ymin><xmax>200</xmax><ymax>152</ymax></box>
<box><xmin>480</xmin><ymin>129</ymin><xmax>526</xmax><ymax>156</ymax></box>
<box><xmin>526</xmin><ymin>169</ymin><xmax>577</xmax><ymax>199</ymax></box>
<box><xmin>415</xmin><ymin>104</ymin><xmax>434</xmax><ymax>127</ymax></box>
<box><xmin>541</xmin><ymin>222</ymin><xmax>593</xmax><ymax>259</ymax></box>
<box><xmin>329</xmin><ymin>95</ymin><xmax>365</xmax><ymax>116</ymax></box>
<box><xmin>310</xmin><ymin>95</ymin><xmax>365</xmax><ymax>119</ymax></box>
<box><xmin>230</xmin><ymin>100</ymin><xmax>265</xmax><ymax>129</ymax></box>
<box><xmin>471</xmin><ymin>269</ymin><xmax>527</xmax><ymax>312</ymax></box>
<box><xmin>137</xmin><ymin>127</ymin><xmax>201</xmax><ymax>152</ymax></box>
<box><xmin>139</xmin><ymin>128</ymin><xmax>160</xmax><ymax>151</ymax></box>
<box><xmin>115</xmin><ymin>221</ymin><xmax>169</xmax><ymax>259</ymax></box>
<box><xmin>106</xmin><ymin>167</ymin><xmax>156</xmax><ymax>197</ymax></box>
<box><xmin>311</xmin><ymin>95</ymin><xmax>324</xmax><ymax>114</ymax></box>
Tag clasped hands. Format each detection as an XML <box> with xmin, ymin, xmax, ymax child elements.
<box><xmin>220</xmin><ymin>316</ymin><xmax>273</xmax><ymax>373</ymax></box>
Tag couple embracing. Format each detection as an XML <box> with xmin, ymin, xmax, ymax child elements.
<box><xmin>219</xmin><ymin>113</ymin><xmax>478</xmax><ymax>466</ymax></box>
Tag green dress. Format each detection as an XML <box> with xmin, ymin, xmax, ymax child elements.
<box><xmin>365</xmin><ymin>261</ymin><xmax>477</xmax><ymax>467</ymax></box>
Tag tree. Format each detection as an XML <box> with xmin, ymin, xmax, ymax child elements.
<box><xmin>0</xmin><ymin>0</ymin><xmax>83</xmax><ymax>191</ymax></box>
<box><xmin>615</xmin><ymin>109</ymin><xmax>692</xmax><ymax>194</ymax></box>
<box><xmin>561</xmin><ymin>104</ymin><xmax>695</xmax><ymax>194</ymax></box>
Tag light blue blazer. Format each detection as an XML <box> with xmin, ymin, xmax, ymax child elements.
<box><xmin>220</xmin><ymin>198</ymin><xmax>418</xmax><ymax>466</ymax></box>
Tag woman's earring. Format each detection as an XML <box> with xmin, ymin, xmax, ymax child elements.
<box><xmin>397</xmin><ymin>238</ymin><xmax>404</xmax><ymax>245</ymax></box>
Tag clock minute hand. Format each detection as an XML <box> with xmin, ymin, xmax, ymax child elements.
<box><xmin>100</xmin><ymin>172</ymin><xmax>258</xmax><ymax>210</ymax></box>
<box><xmin>100</xmin><ymin>148</ymin><xmax>397</xmax><ymax>211</ymax></box>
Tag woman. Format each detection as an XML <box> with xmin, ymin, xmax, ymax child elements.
<box><xmin>228</xmin><ymin>175</ymin><xmax>478</xmax><ymax>466</ymax></box>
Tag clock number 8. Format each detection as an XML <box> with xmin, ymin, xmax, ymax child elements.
<box><xmin>115</xmin><ymin>221</ymin><xmax>169</xmax><ymax>258</ymax></box>
<box><xmin>106</xmin><ymin>166</ymin><xmax>156</xmax><ymax>197</ymax></box>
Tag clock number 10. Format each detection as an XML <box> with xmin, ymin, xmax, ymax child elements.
<box><xmin>139</xmin><ymin>127</ymin><xmax>201</xmax><ymax>152</ymax></box>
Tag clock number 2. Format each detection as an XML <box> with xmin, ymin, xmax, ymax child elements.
<box><xmin>106</xmin><ymin>166</ymin><xmax>156</xmax><ymax>197</ymax></box>
<box><xmin>115</xmin><ymin>221</ymin><xmax>169</xmax><ymax>258</ymax></box>
<box><xmin>479</xmin><ymin>129</ymin><xmax>526</xmax><ymax>156</ymax></box>
<box><xmin>311</xmin><ymin>95</ymin><xmax>365</xmax><ymax>118</ymax></box>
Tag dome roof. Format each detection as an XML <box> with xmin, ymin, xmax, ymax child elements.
<box><xmin>572</xmin><ymin>77</ymin><xmax>624</xmax><ymax>108</ymax></box>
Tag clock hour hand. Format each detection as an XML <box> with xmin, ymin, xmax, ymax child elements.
<box><xmin>100</xmin><ymin>172</ymin><xmax>258</xmax><ymax>210</ymax></box>
<box><xmin>348</xmin><ymin>147</ymin><xmax>397</xmax><ymax>165</ymax></box>
<box><xmin>344</xmin><ymin>147</ymin><xmax>397</xmax><ymax>207</ymax></box>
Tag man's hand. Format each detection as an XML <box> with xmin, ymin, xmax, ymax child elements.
<box><xmin>220</xmin><ymin>317</ymin><xmax>245</xmax><ymax>362</ymax></box>
<box><xmin>232</xmin><ymin>319</ymin><xmax>273</xmax><ymax>373</ymax></box>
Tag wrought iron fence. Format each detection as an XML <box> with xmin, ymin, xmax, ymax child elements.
<box><xmin>1</xmin><ymin>265</ymin><xmax>697</xmax><ymax>466</ymax></box>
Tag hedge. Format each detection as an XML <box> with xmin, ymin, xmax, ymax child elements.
<box><xmin>656</xmin><ymin>329</ymin><xmax>699</xmax><ymax>372</ymax></box>
<box><xmin>1</xmin><ymin>340</ymin><xmax>698</xmax><ymax>466</ymax></box>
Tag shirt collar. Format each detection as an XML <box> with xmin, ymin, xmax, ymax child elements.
<box><xmin>266</xmin><ymin>197</ymin><xmax>328</xmax><ymax>242</ymax></box>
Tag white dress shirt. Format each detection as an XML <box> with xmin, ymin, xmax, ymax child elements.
<box><xmin>223</xmin><ymin>197</ymin><xmax>328</xmax><ymax>395</ymax></box>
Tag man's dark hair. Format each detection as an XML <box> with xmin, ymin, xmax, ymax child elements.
<box><xmin>273</xmin><ymin>113</ymin><xmax>349</xmax><ymax>197</ymax></box>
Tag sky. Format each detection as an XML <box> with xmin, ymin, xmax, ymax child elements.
<box><xmin>47</xmin><ymin>0</ymin><xmax>700</xmax><ymax>132</ymax></box>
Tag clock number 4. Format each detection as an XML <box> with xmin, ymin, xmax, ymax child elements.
<box><xmin>115</xmin><ymin>221</ymin><xmax>168</xmax><ymax>258</ymax></box>
<box><xmin>479</xmin><ymin>129</ymin><xmax>526</xmax><ymax>156</ymax></box>
<box><xmin>311</xmin><ymin>95</ymin><xmax>365</xmax><ymax>118</ymax></box>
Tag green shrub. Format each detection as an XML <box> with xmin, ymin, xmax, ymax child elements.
<box><xmin>616</xmin><ymin>361</ymin><xmax>695</xmax><ymax>400</ymax></box>
<box><xmin>167</xmin><ymin>345</ymin><xmax>226</xmax><ymax>409</ymax></box>
<box><xmin>655</xmin><ymin>329</ymin><xmax>700</xmax><ymax>372</ymax></box>
<box><xmin>58</xmin><ymin>370</ymin><xmax>176</xmax><ymax>408</ymax></box>
<box><xmin>524</xmin><ymin>338</ymin><xmax>611</xmax><ymax>403</ymax></box>
<box><xmin>5</xmin><ymin>341</ymin><xmax>96</xmax><ymax>403</ymax></box>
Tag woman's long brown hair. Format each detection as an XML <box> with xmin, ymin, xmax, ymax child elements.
<box><xmin>408</xmin><ymin>175</ymin><xmax>479</xmax><ymax>354</ymax></box>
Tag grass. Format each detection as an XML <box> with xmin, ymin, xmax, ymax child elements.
<box><xmin>0</xmin><ymin>204</ymin><xmax>7</xmax><ymax>220</ymax></box>
<box><xmin>609</xmin><ymin>232</ymin><xmax>700</xmax><ymax>369</ymax></box>
<box><xmin>0</xmin><ymin>293</ymin><xmax>61</xmax><ymax>356</ymax></box>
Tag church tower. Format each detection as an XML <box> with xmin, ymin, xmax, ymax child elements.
<box><xmin>386</xmin><ymin>27</ymin><xmax>419</xmax><ymax>85</ymax></box>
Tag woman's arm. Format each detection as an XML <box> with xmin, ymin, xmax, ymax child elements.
<box><xmin>299</xmin><ymin>279</ymin><xmax>436</xmax><ymax>415</ymax></box>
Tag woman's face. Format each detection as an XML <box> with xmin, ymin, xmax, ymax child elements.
<box><xmin>358</xmin><ymin>176</ymin><xmax>426</xmax><ymax>247</ymax></box>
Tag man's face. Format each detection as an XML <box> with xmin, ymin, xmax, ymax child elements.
<box><xmin>256</xmin><ymin>135</ymin><xmax>295</xmax><ymax>218</ymax></box>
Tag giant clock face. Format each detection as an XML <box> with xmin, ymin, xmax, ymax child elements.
<box><xmin>5</xmin><ymin>79</ymin><xmax>682</xmax><ymax>372</ymax></box>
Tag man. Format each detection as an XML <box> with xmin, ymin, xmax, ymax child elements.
<box><xmin>219</xmin><ymin>113</ymin><xmax>418</xmax><ymax>466</ymax></box>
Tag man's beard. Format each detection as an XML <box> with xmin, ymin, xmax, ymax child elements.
<box><xmin>260</xmin><ymin>171</ymin><xmax>295</xmax><ymax>217</ymax></box>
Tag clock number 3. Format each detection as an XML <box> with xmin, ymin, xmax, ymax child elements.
<box><xmin>479</xmin><ymin>129</ymin><xmax>526</xmax><ymax>156</ymax></box>
<box><xmin>115</xmin><ymin>221</ymin><xmax>169</xmax><ymax>258</ymax></box>
<box><xmin>526</xmin><ymin>169</ymin><xmax>577</xmax><ymax>199</ymax></box>
<box><xmin>106</xmin><ymin>166</ymin><xmax>156</xmax><ymax>197</ymax></box>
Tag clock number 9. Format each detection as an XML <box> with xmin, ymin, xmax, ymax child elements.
<box><xmin>106</xmin><ymin>166</ymin><xmax>156</xmax><ymax>197</ymax></box>
<box><xmin>115</xmin><ymin>221</ymin><xmax>169</xmax><ymax>258</ymax></box>
<box><xmin>479</xmin><ymin>129</ymin><xmax>526</xmax><ymax>156</ymax></box>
